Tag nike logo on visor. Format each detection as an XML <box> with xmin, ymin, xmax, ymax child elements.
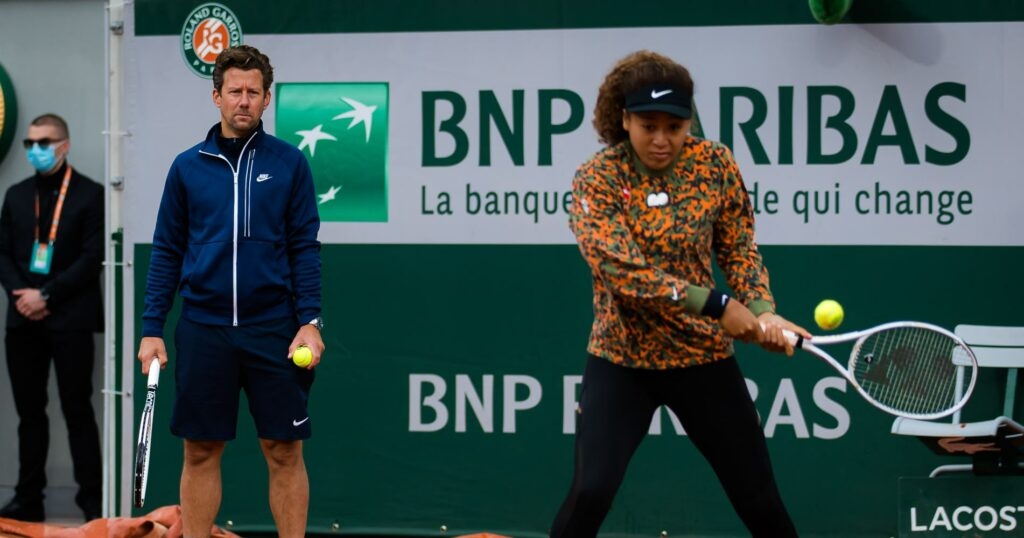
<box><xmin>293</xmin><ymin>417</ymin><xmax>310</xmax><ymax>426</ymax></box>
<box><xmin>651</xmin><ymin>89</ymin><xmax>673</xmax><ymax>99</ymax></box>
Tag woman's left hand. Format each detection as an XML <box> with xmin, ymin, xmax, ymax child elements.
<box><xmin>757</xmin><ymin>313</ymin><xmax>811</xmax><ymax>356</ymax></box>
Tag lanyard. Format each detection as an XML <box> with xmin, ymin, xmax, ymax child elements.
<box><xmin>34</xmin><ymin>165</ymin><xmax>72</xmax><ymax>244</ymax></box>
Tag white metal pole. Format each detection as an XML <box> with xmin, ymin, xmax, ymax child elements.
<box><xmin>102</xmin><ymin>0</ymin><xmax>129</xmax><ymax>518</ymax></box>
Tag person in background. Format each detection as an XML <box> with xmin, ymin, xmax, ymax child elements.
<box><xmin>549</xmin><ymin>50</ymin><xmax>809</xmax><ymax>537</ymax></box>
<box><xmin>0</xmin><ymin>113</ymin><xmax>104</xmax><ymax>522</ymax></box>
<box><xmin>137</xmin><ymin>45</ymin><xmax>324</xmax><ymax>538</ymax></box>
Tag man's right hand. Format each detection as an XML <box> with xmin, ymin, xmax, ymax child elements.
<box><xmin>138</xmin><ymin>336</ymin><xmax>168</xmax><ymax>374</ymax></box>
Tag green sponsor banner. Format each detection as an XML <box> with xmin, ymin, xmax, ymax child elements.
<box><xmin>276</xmin><ymin>82</ymin><xmax>389</xmax><ymax>222</ymax></box>
<box><xmin>134</xmin><ymin>244</ymin><xmax>1024</xmax><ymax>536</ymax></box>
<box><xmin>899</xmin><ymin>477</ymin><xmax>1024</xmax><ymax>537</ymax></box>
<box><xmin>134</xmin><ymin>0</ymin><xmax>1024</xmax><ymax>36</ymax></box>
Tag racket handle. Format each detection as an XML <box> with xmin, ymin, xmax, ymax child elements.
<box><xmin>760</xmin><ymin>323</ymin><xmax>806</xmax><ymax>349</ymax></box>
<box><xmin>783</xmin><ymin>329</ymin><xmax>806</xmax><ymax>349</ymax></box>
<box><xmin>147</xmin><ymin>358</ymin><xmax>161</xmax><ymax>387</ymax></box>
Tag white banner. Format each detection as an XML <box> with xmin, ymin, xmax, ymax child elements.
<box><xmin>123</xmin><ymin>22</ymin><xmax>1024</xmax><ymax>246</ymax></box>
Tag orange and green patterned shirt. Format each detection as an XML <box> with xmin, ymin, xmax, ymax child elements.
<box><xmin>569</xmin><ymin>137</ymin><xmax>775</xmax><ymax>369</ymax></box>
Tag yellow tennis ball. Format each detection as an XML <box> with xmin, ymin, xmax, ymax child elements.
<box><xmin>814</xmin><ymin>299</ymin><xmax>844</xmax><ymax>330</ymax></box>
<box><xmin>292</xmin><ymin>345</ymin><xmax>313</xmax><ymax>368</ymax></box>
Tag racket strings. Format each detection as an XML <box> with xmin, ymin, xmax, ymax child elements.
<box><xmin>850</xmin><ymin>327</ymin><xmax>961</xmax><ymax>415</ymax></box>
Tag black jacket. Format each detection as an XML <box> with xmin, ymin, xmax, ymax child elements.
<box><xmin>0</xmin><ymin>163</ymin><xmax>104</xmax><ymax>331</ymax></box>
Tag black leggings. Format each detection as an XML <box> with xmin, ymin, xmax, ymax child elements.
<box><xmin>550</xmin><ymin>355</ymin><xmax>797</xmax><ymax>538</ymax></box>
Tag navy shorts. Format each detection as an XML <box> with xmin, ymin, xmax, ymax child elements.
<box><xmin>170</xmin><ymin>316</ymin><xmax>315</xmax><ymax>441</ymax></box>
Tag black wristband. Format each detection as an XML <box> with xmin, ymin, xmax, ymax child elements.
<box><xmin>701</xmin><ymin>290</ymin><xmax>730</xmax><ymax>319</ymax></box>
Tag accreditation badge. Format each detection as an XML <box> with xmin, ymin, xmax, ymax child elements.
<box><xmin>29</xmin><ymin>240</ymin><xmax>53</xmax><ymax>274</ymax></box>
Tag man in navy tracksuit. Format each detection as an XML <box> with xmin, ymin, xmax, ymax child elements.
<box><xmin>137</xmin><ymin>45</ymin><xmax>323</xmax><ymax>538</ymax></box>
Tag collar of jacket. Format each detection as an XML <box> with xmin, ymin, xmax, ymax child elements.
<box><xmin>199</xmin><ymin>120</ymin><xmax>264</xmax><ymax>156</ymax></box>
<box><xmin>34</xmin><ymin>161</ymin><xmax>70</xmax><ymax>190</ymax></box>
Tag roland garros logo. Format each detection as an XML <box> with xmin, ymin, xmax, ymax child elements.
<box><xmin>180</xmin><ymin>3</ymin><xmax>243</xmax><ymax>78</ymax></box>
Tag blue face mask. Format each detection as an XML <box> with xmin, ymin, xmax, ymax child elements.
<box><xmin>26</xmin><ymin>143</ymin><xmax>61</xmax><ymax>173</ymax></box>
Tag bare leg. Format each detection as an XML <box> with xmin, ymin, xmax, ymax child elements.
<box><xmin>180</xmin><ymin>440</ymin><xmax>226</xmax><ymax>538</ymax></box>
<box><xmin>259</xmin><ymin>439</ymin><xmax>308</xmax><ymax>538</ymax></box>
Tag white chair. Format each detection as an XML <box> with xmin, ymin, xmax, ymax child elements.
<box><xmin>890</xmin><ymin>324</ymin><xmax>1024</xmax><ymax>477</ymax></box>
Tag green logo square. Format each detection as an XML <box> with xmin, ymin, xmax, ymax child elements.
<box><xmin>276</xmin><ymin>82</ymin><xmax>389</xmax><ymax>222</ymax></box>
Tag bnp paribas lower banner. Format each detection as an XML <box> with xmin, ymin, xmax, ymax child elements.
<box><xmin>122</xmin><ymin>1</ymin><xmax>1024</xmax><ymax>536</ymax></box>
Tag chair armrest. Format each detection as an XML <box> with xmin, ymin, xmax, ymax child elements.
<box><xmin>891</xmin><ymin>416</ymin><xmax>1023</xmax><ymax>438</ymax></box>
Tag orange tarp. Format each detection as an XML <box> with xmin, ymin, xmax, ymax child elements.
<box><xmin>0</xmin><ymin>505</ymin><xmax>239</xmax><ymax>538</ymax></box>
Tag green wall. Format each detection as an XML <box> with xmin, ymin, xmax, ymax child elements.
<box><xmin>128</xmin><ymin>0</ymin><xmax>1024</xmax><ymax>534</ymax></box>
<box><xmin>134</xmin><ymin>244</ymin><xmax>1023</xmax><ymax>536</ymax></box>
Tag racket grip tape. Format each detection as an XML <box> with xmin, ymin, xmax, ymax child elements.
<box><xmin>147</xmin><ymin>358</ymin><xmax>160</xmax><ymax>387</ymax></box>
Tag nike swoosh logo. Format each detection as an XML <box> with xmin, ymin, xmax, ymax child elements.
<box><xmin>292</xmin><ymin>417</ymin><xmax>310</xmax><ymax>426</ymax></box>
<box><xmin>257</xmin><ymin>174</ymin><xmax>272</xmax><ymax>182</ymax></box>
<box><xmin>651</xmin><ymin>89</ymin><xmax>673</xmax><ymax>99</ymax></box>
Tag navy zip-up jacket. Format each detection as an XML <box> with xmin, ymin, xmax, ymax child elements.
<box><xmin>142</xmin><ymin>122</ymin><xmax>321</xmax><ymax>337</ymax></box>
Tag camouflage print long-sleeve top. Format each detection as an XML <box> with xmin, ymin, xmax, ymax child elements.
<box><xmin>569</xmin><ymin>137</ymin><xmax>775</xmax><ymax>369</ymax></box>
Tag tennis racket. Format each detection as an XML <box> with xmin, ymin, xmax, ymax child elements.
<box><xmin>775</xmin><ymin>321</ymin><xmax>978</xmax><ymax>420</ymax></box>
<box><xmin>133</xmin><ymin>358</ymin><xmax>161</xmax><ymax>508</ymax></box>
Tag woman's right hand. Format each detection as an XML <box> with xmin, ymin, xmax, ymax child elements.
<box><xmin>719</xmin><ymin>300</ymin><xmax>764</xmax><ymax>344</ymax></box>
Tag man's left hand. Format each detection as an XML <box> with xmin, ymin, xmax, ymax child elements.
<box><xmin>288</xmin><ymin>324</ymin><xmax>324</xmax><ymax>370</ymax></box>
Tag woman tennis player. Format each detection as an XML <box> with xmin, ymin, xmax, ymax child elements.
<box><xmin>549</xmin><ymin>50</ymin><xmax>809</xmax><ymax>537</ymax></box>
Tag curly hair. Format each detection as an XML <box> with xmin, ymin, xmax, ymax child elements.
<box><xmin>592</xmin><ymin>50</ymin><xmax>695</xmax><ymax>146</ymax></box>
<box><xmin>212</xmin><ymin>45</ymin><xmax>274</xmax><ymax>92</ymax></box>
